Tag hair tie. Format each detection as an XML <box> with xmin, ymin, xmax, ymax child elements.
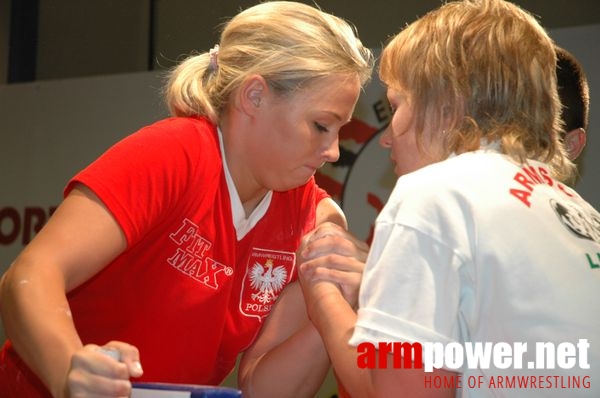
<box><xmin>209</xmin><ymin>44</ymin><xmax>220</xmax><ymax>72</ymax></box>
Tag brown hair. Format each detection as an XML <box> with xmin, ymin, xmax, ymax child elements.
<box><xmin>379</xmin><ymin>0</ymin><xmax>575</xmax><ymax>181</ymax></box>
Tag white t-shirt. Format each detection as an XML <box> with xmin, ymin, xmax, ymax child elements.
<box><xmin>350</xmin><ymin>149</ymin><xmax>600</xmax><ymax>397</ymax></box>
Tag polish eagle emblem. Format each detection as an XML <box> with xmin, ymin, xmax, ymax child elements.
<box><xmin>249</xmin><ymin>259</ymin><xmax>288</xmax><ymax>304</ymax></box>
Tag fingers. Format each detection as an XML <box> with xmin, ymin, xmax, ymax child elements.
<box><xmin>300</xmin><ymin>224</ymin><xmax>369</xmax><ymax>263</ymax></box>
<box><xmin>298</xmin><ymin>223</ymin><xmax>369</xmax><ymax>309</ymax></box>
<box><xmin>299</xmin><ymin>261</ymin><xmax>362</xmax><ymax>311</ymax></box>
<box><xmin>310</xmin><ymin>221</ymin><xmax>368</xmax><ymax>249</ymax></box>
<box><xmin>299</xmin><ymin>222</ymin><xmax>347</xmax><ymax>251</ymax></box>
<box><xmin>301</xmin><ymin>252</ymin><xmax>364</xmax><ymax>277</ymax></box>
<box><xmin>66</xmin><ymin>342</ymin><xmax>143</xmax><ymax>398</ymax></box>
<box><xmin>68</xmin><ymin>345</ymin><xmax>131</xmax><ymax>397</ymax></box>
<box><xmin>301</xmin><ymin>261</ymin><xmax>362</xmax><ymax>285</ymax></box>
<box><xmin>102</xmin><ymin>341</ymin><xmax>144</xmax><ymax>378</ymax></box>
<box><xmin>300</xmin><ymin>253</ymin><xmax>363</xmax><ymax>298</ymax></box>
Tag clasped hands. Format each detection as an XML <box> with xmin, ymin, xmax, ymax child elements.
<box><xmin>297</xmin><ymin>222</ymin><xmax>369</xmax><ymax>317</ymax></box>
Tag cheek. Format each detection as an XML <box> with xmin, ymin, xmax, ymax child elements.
<box><xmin>389</xmin><ymin>136</ymin><xmax>412</xmax><ymax>170</ymax></box>
<box><xmin>390</xmin><ymin>110</ymin><xmax>412</xmax><ymax>134</ymax></box>
<box><xmin>389</xmin><ymin>119</ymin><xmax>413</xmax><ymax>152</ymax></box>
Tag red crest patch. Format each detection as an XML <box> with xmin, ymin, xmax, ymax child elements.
<box><xmin>239</xmin><ymin>248</ymin><xmax>296</xmax><ymax>320</ymax></box>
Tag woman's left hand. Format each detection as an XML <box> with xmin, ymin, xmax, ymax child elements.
<box><xmin>297</xmin><ymin>222</ymin><xmax>368</xmax><ymax>310</ymax></box>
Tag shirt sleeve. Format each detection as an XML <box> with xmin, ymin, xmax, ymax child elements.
<box><xmin>314</xmin><ymin>183</ymin><xmax>330</xmax><ymax>204</ymax></box>
<box><xmin>64</xmin><ymin>117</ymin><xmax>216</xmax><ymax>246</ymax></box>
<box><xmin>349</xmin><ymin>220</ymin><xmax>470</xmax><ymax>349</ymax></box>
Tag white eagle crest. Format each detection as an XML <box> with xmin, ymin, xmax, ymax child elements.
<box><xmin>249</xmin><ymin>259</ymin><xmax>288</xmax><ymax>304</ymax></box>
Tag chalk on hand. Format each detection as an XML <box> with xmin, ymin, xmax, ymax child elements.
<box><xmin>99</xmin><ymin>347</ymin><xmax>122</xmax><ymax>362</ymax></box>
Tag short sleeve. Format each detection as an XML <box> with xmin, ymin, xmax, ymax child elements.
<box><xmin>64</xmin><ymin>117</ymin><xmax>219</xmax><ymax>245</ymax></box>
<box><xmin>349</xmin><ymin>221</ymin><xmax>468</xmax><ymax>348</ymax></box>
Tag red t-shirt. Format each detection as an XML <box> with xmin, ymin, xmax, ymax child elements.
<box><xmin>0</xmin><ymin>117</ymin><xmax>328</xmax><ymax>397</ymax></box>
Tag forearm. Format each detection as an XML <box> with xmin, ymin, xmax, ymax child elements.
<box><xmin>240</xmin><ymin>319</ymin><xmax>330</xmax><ymax>398</ymax></box>
<box><xmin>0</xmin><ymin>257</ymin><xmax>82</xmax><ymax>397</ymax></box>
<box><xmin>309</xmin><ymin>290</ymin><xmax>376</xmax><ymax>398</ymax></box>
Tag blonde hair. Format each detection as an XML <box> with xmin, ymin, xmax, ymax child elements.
<box><xmin>165</xmin><ymin>1</ymin><xmax>373</xmax><ymax>123</ymax></box>
<box><xmin>379</xmin><ymin>0</ymin><xmax>576</xmax><ymax>182</ymax></box>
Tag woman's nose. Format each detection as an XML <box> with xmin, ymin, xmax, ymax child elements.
<box><xmin>322</xmin><ymin>136</ymin><xmax>340</xmax><ymax>163</ymax></box>
<box><xmin>379</xmin><ymin>127</ymin><xmax>392</xmax><ymax>148</ymax></box>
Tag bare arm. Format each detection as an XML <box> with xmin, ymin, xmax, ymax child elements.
<box><xmin>300</xmin><ymin>276</ymin><xmax>456</xmax><ymax>398</ymax></box>
<box><xmin>238</xmin><ymin>197</ymin><xmax>360</xmax><ymax>398</ymax></box>
<box><xmin>237</xmin><ymin>281</ymin><xmax>330</xmax><ymax>398</ymax></box>
<box><xmin>0</xmin><ymin>184</ymin><xmax>141</xmax><ymax>397</ymax></box>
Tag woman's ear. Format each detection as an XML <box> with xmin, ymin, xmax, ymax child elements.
<box><xmin>441</xmin><ymin>101</ymin><xmax>464</xmax><ymax>131</ymax></box>
<box><xmin>564</xmin><ymin>128</ymin><xmax>587</xmax><ymax>160</ymax></box>
<box><xmin>238</xmin><ymin>74</ymin><xmax>267</xmax><ymax>116</ymax></box>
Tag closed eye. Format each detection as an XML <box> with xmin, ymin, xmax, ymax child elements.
<box><xmin>314</xmin><ymin>122</ymin><xmax>329</xmax><ymax>133</ymax></box>
<box><xmin>388</xmin><ymin>100</ymin><xmax>397</xmax><ymax>114</ymax></box>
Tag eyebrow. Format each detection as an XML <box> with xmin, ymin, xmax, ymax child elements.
<box><xmin>321</xmin><ymin>110</ymin><xmax>344</xmax><ymax>122</ymax></box>
<box><xmin>322</xmin><ymin>110</ymin><xmax>355</xmax><ymax>124</ymax></box>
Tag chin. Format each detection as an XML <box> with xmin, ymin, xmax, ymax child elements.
<box><xmin>393</xmin><ymin>165</ymin><xmax>404</xmax><ymax>177</ymax></box>
<box><xmin>274</xmin><ymin>177</ymin><xmax>312</xmax><ymax>192</ymax></box>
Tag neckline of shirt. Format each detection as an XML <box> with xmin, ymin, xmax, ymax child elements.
<box><xmin>217</xmin><ymin>127</ymin><xmax>273</xmax><ymax>240</ymax></box>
